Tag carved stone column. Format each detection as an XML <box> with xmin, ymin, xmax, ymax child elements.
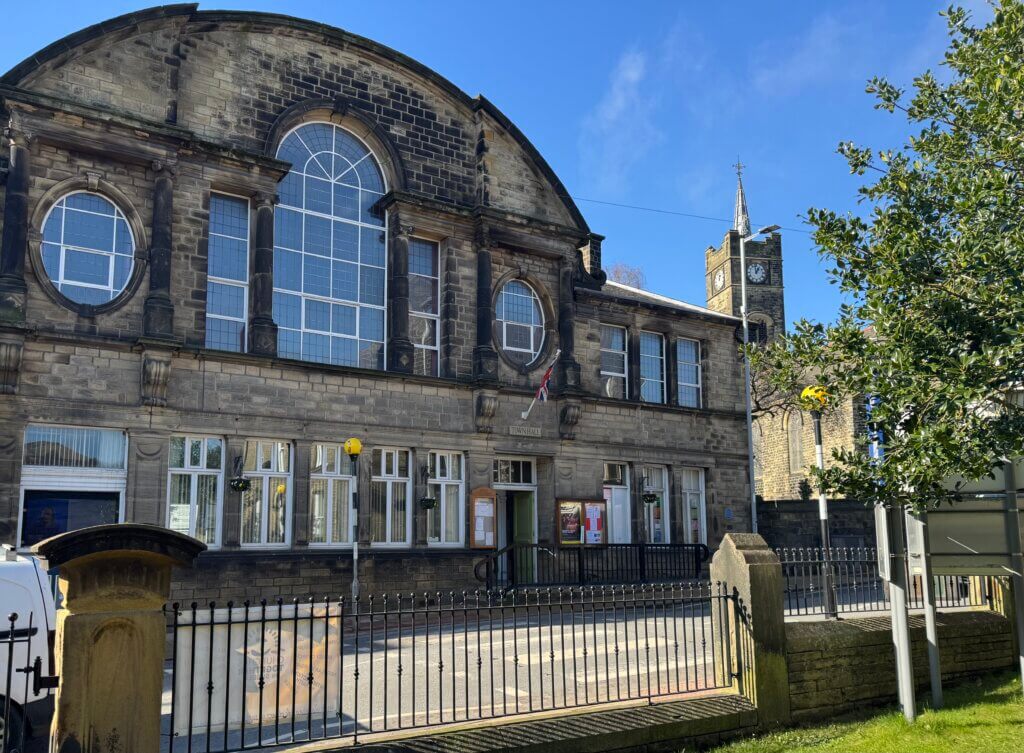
<box><xmin>0</xmin><ymin>123</ymin><xmax>32</xmax><ymax>323</ymax></box>
<box><xmin>144</xmin><ymin>162</ymin><xmax>175</xmax><ymax>339</ymax></box>
<box><xmin>34</xmin><ymin>525</ymin><xmax>206</xmax><ymax>753</ymax></box>
<box><xmin>558</xmin><ymin>261</ymin><xmax>581</xmax><ymax>391</ymax></box>
<box><xmin>387</xmin><ymin>219</ymin><xmax>414</xmax><ymax>373</ymax></box>
<box><xmin>249</xmin><ymin>192</ymin><xmax>278</xmax><ymax>356</ymax></box>
<box><xmin>473</xmin><ymin>222</ymin><xmax>498</xmax><ymax>382</ymax></box>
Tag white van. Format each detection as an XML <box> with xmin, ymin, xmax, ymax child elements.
<box><xmin>0</xmin><ymin>545</ymin><xmax>56</xmax><ymax>750</ymax></box>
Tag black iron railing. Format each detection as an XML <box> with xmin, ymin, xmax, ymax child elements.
<box><xmin>474</xmin><ymin>543</ymin><xmax>711</xmax><ymax>590</ymax></box>
<box><xmin>2</xmin><ymin>612</ymin><xmax>35</xmax><ymax>753</ymax></box>
<box><xmin>776</xmin><ymin>547</ymin><xmax>992</xmax><ymax>617</ymax></box>
<box><xmin>162</xmin><ymin>583</ymin><xmax>737</xmax><ymax>752</ymax></box>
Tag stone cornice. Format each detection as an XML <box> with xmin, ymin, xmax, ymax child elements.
<box><xmin>0</xmin><ymin>84</ymin><xmax>290</xmax><ymax>180</ymax></box>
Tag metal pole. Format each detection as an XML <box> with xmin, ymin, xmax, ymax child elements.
<box><xmin>1002</xmin><ymin>460</ymin><xmax>1024</xmax><ymax>693</ymax></box>
<box><xmin>739</xmin><ymin>233</ymin><xmax>758</xmax><ymax>534</ymax></box>
<box><xmin>811</xmin><ymin>410</ymin><xmax>836</xmax><ymax>617</ymax></box>
<box><xmin>889</xmin><ymin>504</ymin><xmax>916</xmax><ymax>722</ymax></box>
<box><xmin>351</xmin><ymin>453</ymin><xmax>361</xmax><ymax>604</ymax></box>
<box><xmin>912</xmin><ymin>510</ymin><xmax>943</xmax><ymax>708</ymax></box>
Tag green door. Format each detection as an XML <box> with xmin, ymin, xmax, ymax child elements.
<box><xmin>512</xmin><ymin>491</ymin><xmax>536</xmax><ymax>583</ymax></box>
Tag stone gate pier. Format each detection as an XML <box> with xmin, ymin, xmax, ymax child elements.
<box><xmin>34</xmin><ymin>524</ymin><xmax>204</xmax><ymax>753</ymax></box>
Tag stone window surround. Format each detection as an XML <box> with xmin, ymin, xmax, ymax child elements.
<box><xmin>489</xmin><ymin>267</ymin><xmax>557</xmax><ymax>375</ymax></box>
<box><xmin>597</xmin><ymin>314</ymin><xmax>712</xmax><ymax>412</ymax></box>
<box><xmin>27</xmin><ymin>174</ymin><xmax>150</xmax><ymax>317</ymax></box>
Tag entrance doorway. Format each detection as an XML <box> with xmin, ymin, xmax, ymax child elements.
<box><xmin>496</xmin><ymin>490</ymin><xmax>536</xmax><ymax>584</ymax></box>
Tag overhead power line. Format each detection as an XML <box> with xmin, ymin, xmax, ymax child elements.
<box><xmin>571</xmin><ymin>196</ymin><xmax>812</xmax><ymax>235</ymax></box>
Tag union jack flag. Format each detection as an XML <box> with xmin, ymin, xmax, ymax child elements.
<box><xmin>536</xmin><ymin>362</ymin><xmax>555</xmax><ymax>402</ymax></box>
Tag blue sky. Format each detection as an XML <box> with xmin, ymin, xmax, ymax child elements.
<box><xmin>0</xmin><ymin>1</ymin><xmax>991</xmax><ymax>327</ymax></box>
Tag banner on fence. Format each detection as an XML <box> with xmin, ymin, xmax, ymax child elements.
<box><xmin>172</xmin><ymin>602</ymin><xmax>341</xmax><ymax>736</ymax></box>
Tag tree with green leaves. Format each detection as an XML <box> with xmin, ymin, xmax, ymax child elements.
<box><xmin>752</xmin><ymin>1</ymin><xmax>1024</xmax><ymax>511</ymax></box>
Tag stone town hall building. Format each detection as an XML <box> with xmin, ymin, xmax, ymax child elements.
<box><xmin>0</xmin><ymin>5</ymin><xmax>758</xmax><ymax>601</ymax></box>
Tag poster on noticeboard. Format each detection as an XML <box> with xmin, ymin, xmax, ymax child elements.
<box><xmin>558</xmin><ymin>499</ymin><xmax>606</xmax><ymax>546</ymax></box>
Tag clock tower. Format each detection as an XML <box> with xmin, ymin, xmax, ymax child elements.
<box><xmin>705</xmin><ymin>163</ymin><xmax>786</xmax><ymax>341</ymax></box>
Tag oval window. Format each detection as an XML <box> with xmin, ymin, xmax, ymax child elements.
<box><xmin>40</xmin><ymin>192</ymin><xmax>135</xmax><ymax>306</ymax></box>
<box><xmin>496</xmin><ymin>280</ymin><xmax>545</xmax><ymax>365</ymax></box>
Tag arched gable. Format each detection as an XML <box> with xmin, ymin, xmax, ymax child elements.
<box><xmin>2</xmin><ymin>5</ymin><xmax>589</xmax><ymax>233</ymax></box>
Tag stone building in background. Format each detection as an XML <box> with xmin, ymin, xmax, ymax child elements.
<box><xmin>703</xmin><ymin>170</ymin><xmax>874</xmax><ymax>549</ymax></box>
<box><xmin>0</xmin><ymin>5</ymin><xmax>753</xmax><ymax>602</ymax></box>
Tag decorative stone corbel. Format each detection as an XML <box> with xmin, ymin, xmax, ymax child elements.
<box><xmin>559</xmin><ymin>399</ymin><xmax>582</xmax><ymax>440</ymax></box>
<box><xmin>141</xmin><ymin>349</ymin><xmax>172</xmax><ymax>407</ymax></box>
<box><xmin>0</xmin><ymin>335</ymin><xmax>25</xmax><ymax>395</ymax></box>
<box><xmin>474</xmin><ymin>388</ymin><xmax>499</xmax><ymax>434</ymax></box>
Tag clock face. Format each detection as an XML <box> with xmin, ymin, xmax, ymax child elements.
<box><xmin>747</xmin><ymin>263</ymin><xmax>767</xmax><ymax>284</ymax></box>
<box><xmin>713</xmin><ymin>269</ymin><xmax>725</xmax><ymax>291</ymax></box>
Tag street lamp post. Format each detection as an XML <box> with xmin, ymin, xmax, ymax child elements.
<box><xmin>344</xmin><ymin>437</ymin><xmax>363</xmax><ymax>604</ymax></box>
<box><xmin>802</xmin><ymin>385</ymin><xmax>837</xmax><ymax>618</ymax></box>
<box><xmin>739</xmin><ymin>224</ymin><xmax>780</xmax><ymax>534</ymax></box>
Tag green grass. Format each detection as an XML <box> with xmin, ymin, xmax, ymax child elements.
<box><xmin>704</xmin><ymin>672</ymin><xmax>1024</xmax><ymax>753</ymax></box>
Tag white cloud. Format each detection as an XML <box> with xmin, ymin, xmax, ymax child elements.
<box><xmin>578</xmin><ymin>50</ymin><xmax>663</xmax><ymax>196</ymax></box>
<box><xmin>752</xmin><ymin>14</ymin><xmax>859</xmax><ymax>98</ymax></box>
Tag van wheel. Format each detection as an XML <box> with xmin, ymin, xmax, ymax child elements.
<box><xmin>0</xmin><ymin>702</ymin><xmax>26</xmax><ymax>753</ymax></box>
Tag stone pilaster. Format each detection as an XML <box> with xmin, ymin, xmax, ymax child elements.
<box><xmin>557</xmin><ymin>260</ymin><xmax>581</xmax><ymax>391</ymax></box>
<box><xmin>0</xmin><ymin>124</ymin><xmax>32</xmax><ymax>323</ymax></box>
<box><xmin>144</xmin><ymin>161</ymin><xmax>175</xmax><ymax>339</ymax></box>
<box><xmin>248</xmin><ymin>192</ymin><xmax>278</xmax><ymax>356</ymax></box>
<box><xmin>387</xmin><ymin>219</ymin><xmax>414</xmax><ymax>373</ymax></box>
<box><xmin>473</xmin><ymin>222</ymin><xmax>498</xmax><ymax>382</ymax></box>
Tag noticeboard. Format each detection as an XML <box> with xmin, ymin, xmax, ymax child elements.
<box><xmin>583</xmin><ymin>500</ymin><xmax>606</xmax><ymax>545</ymax></box>
<box><xmin>557</xmin><ymin>499</ymin><xmax>606</xmax><ymax>546</ymax></box>
<box><xmin>470</xmin><ymin>487</ymin><xmax>497</xmax><ymax>549</ymax></box>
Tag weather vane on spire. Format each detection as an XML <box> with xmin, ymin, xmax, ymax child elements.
<box><xmin>733</xmin><ymin>157</ymin><xmax>751</xmax><ymax>236</ymax></box>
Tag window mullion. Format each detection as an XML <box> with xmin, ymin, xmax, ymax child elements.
<box><xmin>189</xmin><ymin>472</ymin><xmax>198</xmax><ymax>539</ymax></box>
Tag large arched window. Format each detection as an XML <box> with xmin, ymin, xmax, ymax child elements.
<box><xmin>495</xmin><ymin>280</ymin><xmax>545</xmax><ymax>366</ymax></box>
<box><xmin>273</xmin><ymin>123</ymin><xmax>387</xmax><ymax>368</ymax></box>
<box><xmin>40</xmin><ymin>192</ymin><xmax>136</xmax><ymax>306</ymax></box>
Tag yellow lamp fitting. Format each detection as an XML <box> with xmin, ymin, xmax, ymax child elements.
<box><xmin>801</xmin><ymin>385</ymin><xmax>829</xmax><ymax>410</ymax></box>
<box><xmin>343</xmin><ymin>437</ymin><xmax>363</xmax><ymax>458</ymax></box>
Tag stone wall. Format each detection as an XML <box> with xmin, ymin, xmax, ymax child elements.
<box><xmin>786</xmin><ymin>611</ymin><xmax>1016</xmax><ymax>722</ymax></box>
<box><xmin>754</xmin><ymin>395</ymin><xmax>864</xmax><ymax>504</ymax></box>
<box><xmin>756</xmin><ymin>498</ymin><xmax>876</xmax><ymax>550</ymax></box>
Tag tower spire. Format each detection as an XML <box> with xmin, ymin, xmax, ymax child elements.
<box><xmin>732</xmin><ymin>158</ymin><xmax>751</xmax><ymax>237</ymax></box>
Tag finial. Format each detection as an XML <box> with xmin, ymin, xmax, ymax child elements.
<box><xmin>733</xmin><ymin>158</ymin><xmax>751</xmax><ymax>237</ymax></box>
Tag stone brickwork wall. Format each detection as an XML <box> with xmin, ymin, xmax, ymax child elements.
<box><xmin>754</xmin><ymin>395</ymin><xmax>864</xmax><ymax>503</ymax></box>
<box><xmin>756</xmin><ymin>499</ymin><xmax>876</xmax><ymax>549</ymax></box>
<box><xmin>786</xmin><ymin>611</ymin><xmax>1016</xmax><ymax>722</ymax></box>
<box><xmin>0</xmin><ymin>7</ymin><xmax>751</xmax><ymax>601</ymax></box>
